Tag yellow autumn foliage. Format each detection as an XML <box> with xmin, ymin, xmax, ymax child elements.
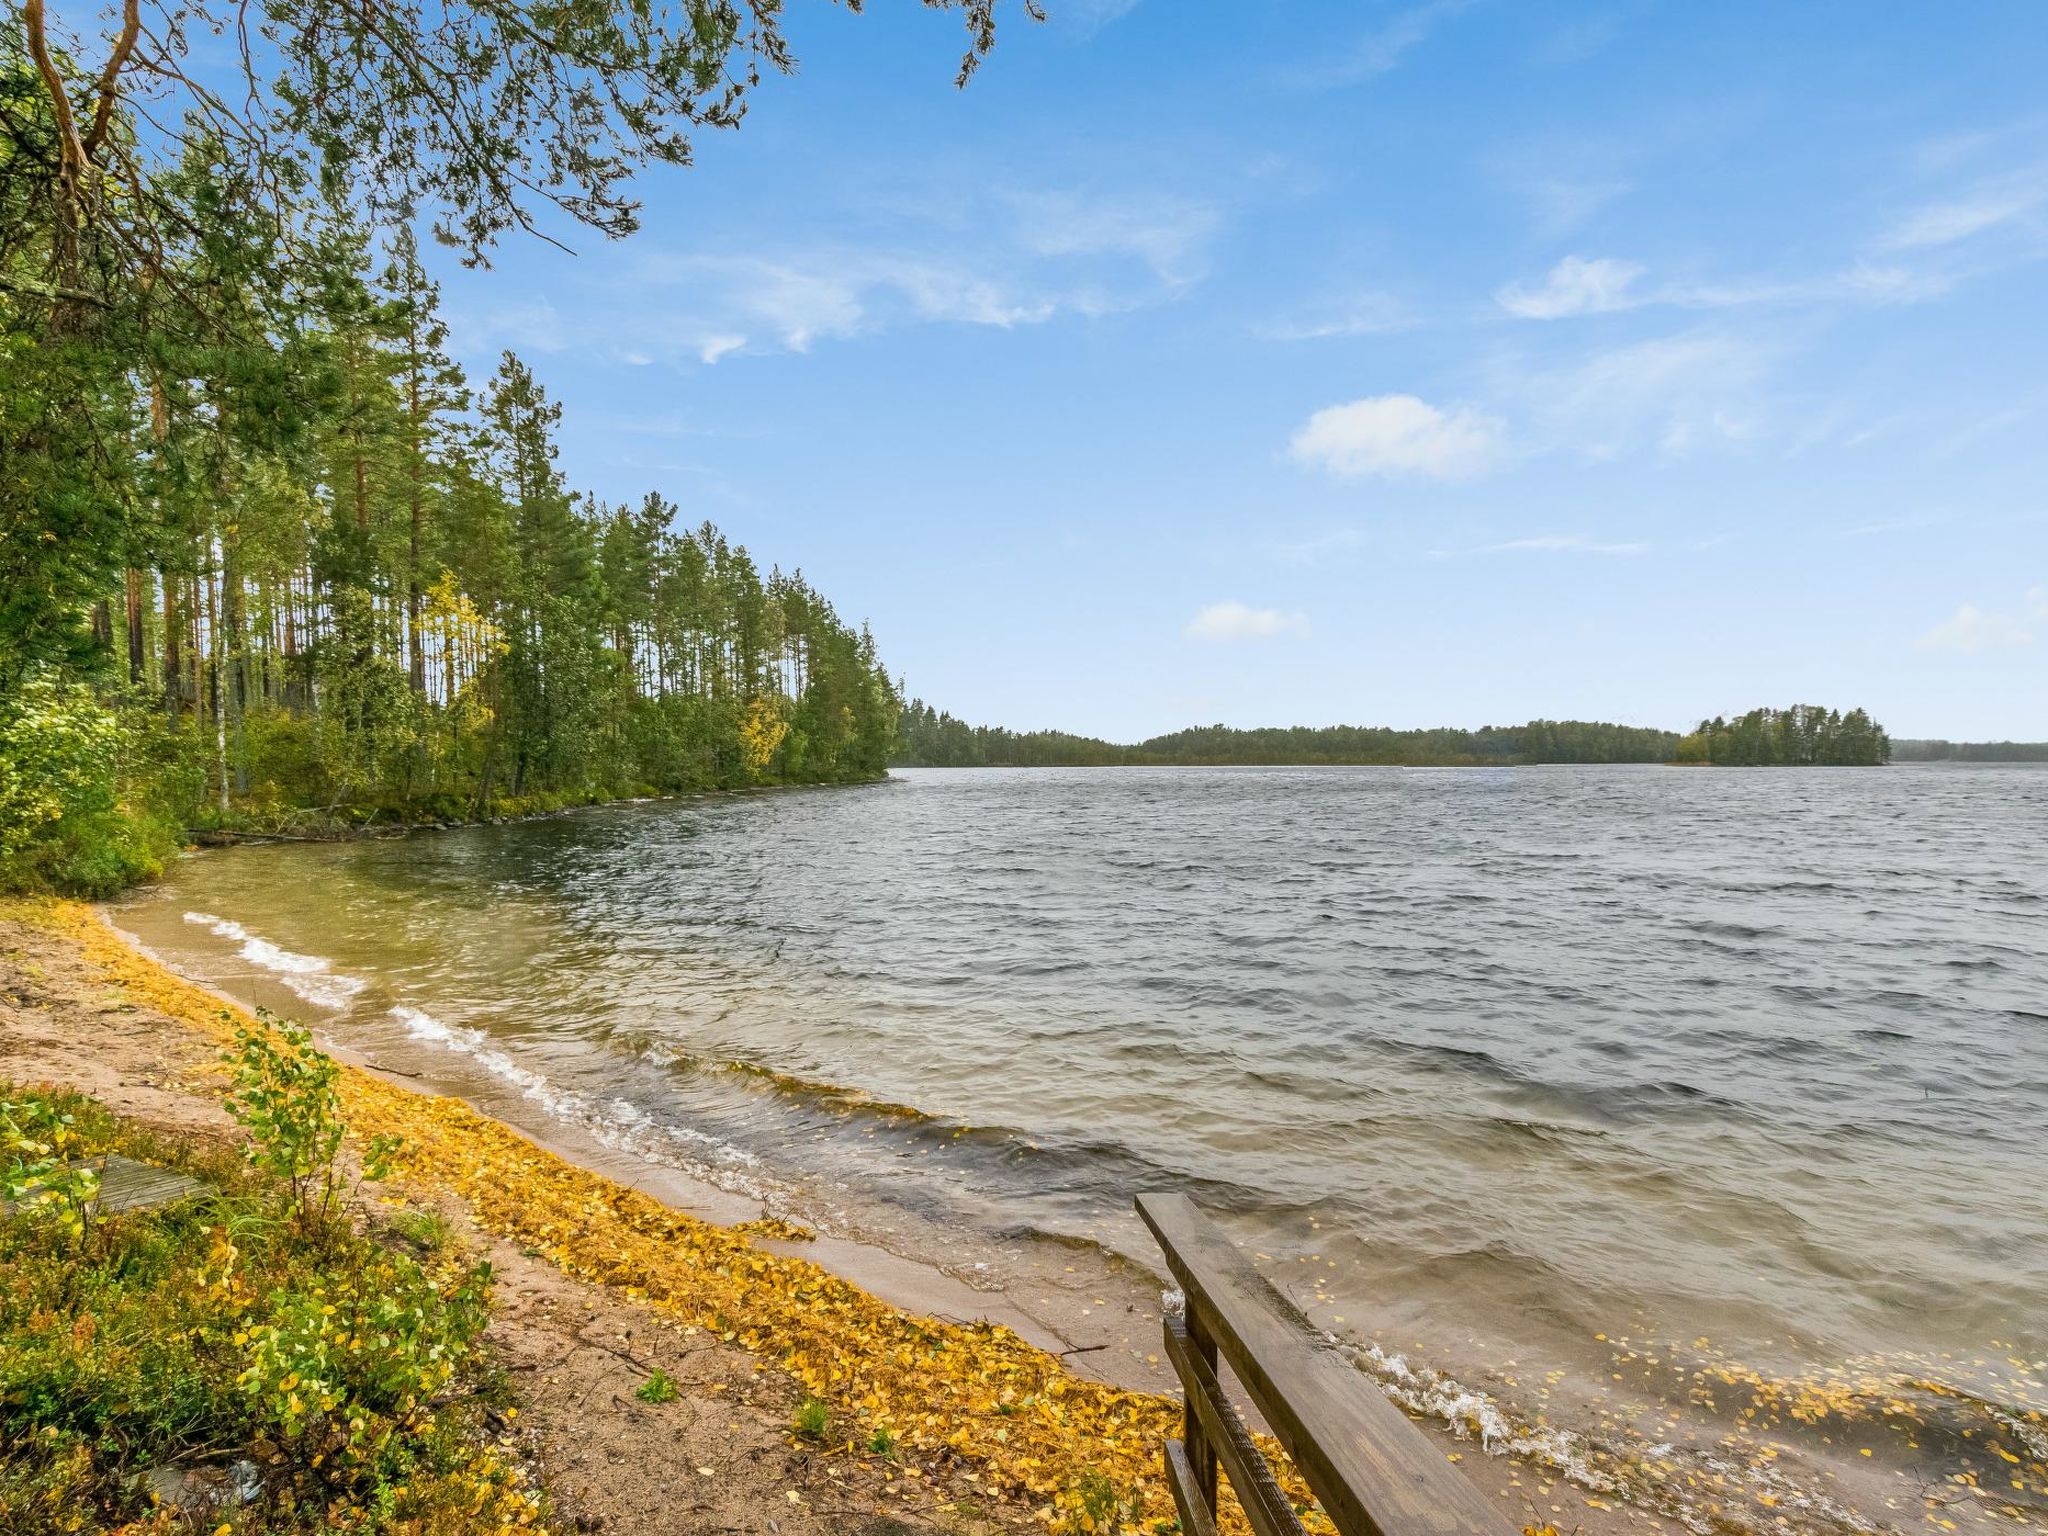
<box><xmin>738</xmin><ymin>696</ymin><xmax>790</xmax><ymax>776</ymax></box>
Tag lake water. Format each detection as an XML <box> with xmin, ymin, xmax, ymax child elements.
<box><xmin>113</xmin><ymin>765</ymin><xmax>2048</xmax><ymax>1536</ymax></box>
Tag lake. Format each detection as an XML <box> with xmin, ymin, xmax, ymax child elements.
<box><xmin>113</xmin><ymin>764</ymin><xmax>2048</xmax><ymax>1536</ymax></box>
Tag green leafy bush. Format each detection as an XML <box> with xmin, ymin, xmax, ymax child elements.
<box><xmin>0</xmin><ymin>673</ymin><xmax>174</xmax><ymax>896</ymax></box>
<box><xmin>223</xmin><ymin>1012</ymin><xmax>346</xmax><ymax>1223</ymax></box>
<box><xmin>0</xmin><ymin>1081</ymin><xmax>537</xmax><ymax>1534</ymax></box>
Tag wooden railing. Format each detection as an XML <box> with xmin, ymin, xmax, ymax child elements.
<box><xmin>1136</xmin><ymin>1193</ymin><xmax>1514</xmax><ymax>1536</ymax></box>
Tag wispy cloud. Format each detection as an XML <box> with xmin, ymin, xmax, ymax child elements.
<box><xmin>1837</xmin><ymin>514</ymin><xmax>1941</xmax><ymax>539</ymax></box>
<box><xmin>1493</xmin><ymin>326</ymin><xmax>1774</xmax><ymax>460</ymax></box>
<box><xmin>1497</xmin><ymin>255</ymin><xmax>1645</xmax><ymax>319</ymax></box>
<box><xmin>1051</xmin><ymin>0</ymin><xmax>1142</xmax><ymax>38</ymax></box>
<box><xmin>1288</xmin><ymin>394</ymin><xmax>1504</xmax><ymax>480</ymax></box>
<box><xmin>1530</xmin><ymin>11</ymin><xmax>1627</xmax><ymax>67</ymax></box>
<box><xmin>1296</xmin><ymin>0</ymin><xmax>1478</xmax><ymax>88</ymax></box>
<box><xmin>1184</xmin><ymin>601</ymin><xmax>1309</xmax><ymax>641</ymax></box>
<box><xmin>620</xmin><ymin>188</ymin><xmax>1221</xmax><ymax>362</ymax></box>
<box><xmin>1917</xmin><ymin>587</ymin><xmax>2047</xmax><ymax>653</ymax></box>
<box><xmin>1497</xmin><ymin>254</ymin><xmax>1950</xmax><ymax>323</ymax></box>
<box><xmin>1007</xmin><ymin>189</ymin><xmax>1220</xmax><ymax>289</ymax></box>
<box><xmin>1521</xmin><ymin>176</ymin><xmax>1636</xmax><ymax>238</ymax></box>
<box><xmin>1429</xmin><ymin>534</ymin><xmax>1649</xmax><ymax>558</ymax></box>
<box><xmin>1884</xmin><ymin>164</ymin><xmax>2048</xmax><ymax>250</ymax></box>
<box><xmin>1484</xmin><ymin>535</ymin><xmax>1648</xmax><ymax>554</ymax></box>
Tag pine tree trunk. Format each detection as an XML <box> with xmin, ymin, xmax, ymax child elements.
<box><xmin>124</xmin><ymin>569</ymin><xmax>146</xmax><ymax>684</ymax></box>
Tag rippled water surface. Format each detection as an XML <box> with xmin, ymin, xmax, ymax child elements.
<box><xmin>116</xmin><ymin>765</ymin><xmax>2048</xmax><ymax>1534</ymax></box>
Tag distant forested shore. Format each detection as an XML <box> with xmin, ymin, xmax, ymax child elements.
<box><xmin>894</xmin><ymin>703</ymin><xmax>1910</xmax><ymax>769</ymax></box>
<box><xmin>1892</xmin><ymin>739</ymin><xmax>2048</xmax><ymax>762</ymax></box>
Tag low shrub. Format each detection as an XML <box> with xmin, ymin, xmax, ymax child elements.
<box><xmin>635</xmin><ymin>1369</ymin><xmax>680</xmax><ymax>1405</ymax></box>
<box><xmin>0</xmin><ymin>1062</ymin><xmax>542</xmax><ymax>1534</ymax></box>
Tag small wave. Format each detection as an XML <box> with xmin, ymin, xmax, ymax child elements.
<box><xmin>1348</xmin><ymin>1340</ymin><xmax>1891</xmax><ymax>1536</ymax></box>
<box><xmin>182</xmin><ymin>911</ymin><xmax>367</xmax><ymax>1011</ymax></box>
<box><xmin>391</xmin><ymin>1006</ymin><xmax>768</xmax><ymax>1193</ymax></box>
<box><xmin>1680</xmin><ymin>919</ymin><xmax>1783</xmax><ymax>940</ymax></box>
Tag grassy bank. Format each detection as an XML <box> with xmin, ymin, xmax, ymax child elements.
<box><xmin>1</xmin><ymin>1061</ymin><xmax>541</xmax><ymax>1532</ymax></box>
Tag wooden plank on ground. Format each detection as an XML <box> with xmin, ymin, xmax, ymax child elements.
<box><xmin>3</xmin><ymin>1155</ymin><xmax>209</xmax><ymax>1216</ymax></box>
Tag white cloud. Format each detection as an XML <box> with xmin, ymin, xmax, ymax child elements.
<box><xmin>1184</xmin><ymin>602</ymin><xmax>1308</xmax><ymax>642</ymax></box>
<box><xmin>1497</xmin><ymin>327</ymin><xmax>1772</xmax><ymax>460</ymax></box>
<box><xmin>613</xmin><ymin>182</ymin><xmax>1222</xmax><ymax>363</ymax></box>
<box><xmin>1288</xmin><ymin>394</ymin><xmax>1504</xmax><ymax>480</ymax></box>
<box><xmin>1303</xmin><ymin>0</ymin><xmax>1476</xmax><ymax>86</ymax></box>
<box><xmin>1053</xmin><ymin>0</ymin><xmax>1141</xmax><ymax>37</ymax></box>
<box><xmin>1008</xmin><ymin>190</ymin><xmax>1220</xmax><ymax>288</ymax></box>
<box><xmin>1918</xmin><ymin>587</ymin><xmax>2048</xmax><ymax>653</ymax></box>
<box><xmin>1885</xmin><ymin>166</ymin><xmax>2048</xmax><ymax>250</ymax></box>
<box><xmin>633</xmin><ymin>250</ymin><xmax>1057</xmax><ymax>357</ymax></box>
<box><xmin>1497</xmin><ymin>256</ymin><xmax>1645</xmax><ymax>319</ymax></box>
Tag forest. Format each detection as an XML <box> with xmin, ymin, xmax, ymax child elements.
<box><xmin>893</xmin><ymin>705</ymin><xmax>1684</xmax><ymax>766</ymax></box>
<box><xmin>1673</xmin><ymin>706</ymin><xmax>1891</xmax><ymax>766</ymax></box>
<box><xmin>1892</xmin><ymin>739</ymin><xmax>2048</xmax><ymax>762</ymax></box>
<box><xmin>894</xmin><ymin>703</ymin><xmax>1916</xmax><ymax>768</ymax></box>
<box><xmin>0</xmin><ymin>16</ymin><xmax>920</xmax><ymax>897</ymax></box>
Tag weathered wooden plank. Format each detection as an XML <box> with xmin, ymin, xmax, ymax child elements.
<box><xmin>1164</xmin><ymin>1311</ymin><xmax>1308</xmax><ymax>1536</ymax></box>
<box><xmin>1138</xmin><ymin>1191</ymin><xmax>1513</xmax><ymax>1536</ymax></box>
<box><xmin>95</xmin><ymin>1155</ymin><xmax>209</xmax><ymax>1213</ymax></box>
<box><xmin>1165</xmin><ymin>1439</ymin><xmax>1221</xmax><ymax>1536</ymax></box>
<box><xmin>2</xmin><ymin>1155</ymin><xmax>209</xmax><ymax>1217</ymax></box>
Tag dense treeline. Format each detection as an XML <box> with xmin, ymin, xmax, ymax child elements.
<box><xmin>892</xmin><ymin>705</ymin><xmax>1680</xmax><ymax>767</ymax></box>
<box><xmin>0</xmin><ymin>50</ymin><xmax>897</xmax><ymax>896</ymax></box>
<box><xmin>1893</xmin><ymin>739</ymin><xmax>2048</xmax><ymax>762</ymax></box>
<box><xmin>889</xmin><ymin>705</ymin><xmax>1130</xmax><ymax>767</ymax></box>
<box><xmin>1673</xmin><ymin>706</ymin><xmax>1889</xmax><ymax>766</ymax></box>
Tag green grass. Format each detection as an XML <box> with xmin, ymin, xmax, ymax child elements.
<box><xmin>388</xmin><ymin>1206</ymin><xmax>453</xmax><ymax>1253</ymax></box>
<box><xmin>0</xmin><ymin>1082</ymin><xmax>540</xmax><ymax>1534</ymax></box>
<box><xmin>791</xmin><ymin>1396</ymin><xmax>830</xmax><ymax>1441</ymax></box>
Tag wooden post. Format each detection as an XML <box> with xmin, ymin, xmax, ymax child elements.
<box><xmin>1186</xmin><ymin>1308</ymin><xmax>1219</xmax><ymax>1515</ymax></box>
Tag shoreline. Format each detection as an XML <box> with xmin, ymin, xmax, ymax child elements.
<box><xmin>184</xmin><ymin>772</ymin><xmax>895</xmax><ymax>851</ymax></box>
<box><xmin>105</xmin><ymin>891</ymin><xmax>1183</xmax><ymax>1398</ymax></box>
<box><xmin>0</xmin><ymin>894</ymin><xmax>1686</xmax><ymax>1536</ymax></box>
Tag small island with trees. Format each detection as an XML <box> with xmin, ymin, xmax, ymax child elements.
<box><xmin>1671</xmin><ymin>706</ymin><xmax>1891</xmax><ymax>766</ymax></box>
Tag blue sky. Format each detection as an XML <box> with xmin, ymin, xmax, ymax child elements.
<box><xmin>426</xmin><ymin>1</ymin><xmax>2047</xmax><ymax>741</ymax></box>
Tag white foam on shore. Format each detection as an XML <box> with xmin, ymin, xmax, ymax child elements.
<box><xmin>1354</xmin><ymin>1340</ymin><xmax>1616</xmax><ymax>1487</ymax></box>
<box><xmin>388</xmin><ymin>1004</ymin><xmax>768</xmax><ymax>1196</ymax></box>
<box><xmin>1346</xmin><ymin>1340</ymin><xmax>1882</xmax><ymax>1536</ymax></box>
<box><xmin>182</xmin><ymin>911</ymin><xmax>368</xmax><ymax>1011</ymax></box>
